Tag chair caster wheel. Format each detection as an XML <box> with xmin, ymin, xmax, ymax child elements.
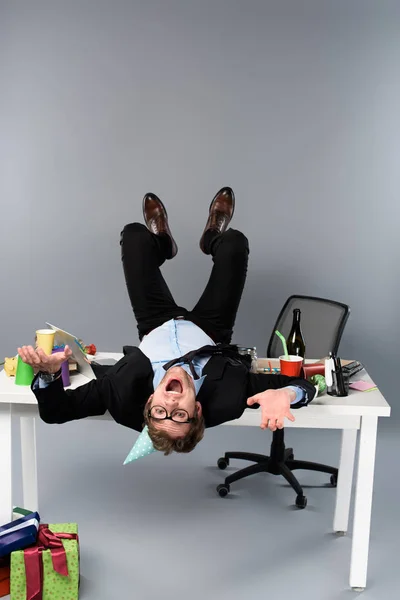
<box><xmin>217</xmin><ymin>457</ymin><xmax>229</xmax><ymax>470</ymax></box>
<box><xmin>295</xmin><ymin>494</ymin><xmax>307</xmax><ymax>509</ymax></box>
<box><xmin>287</xmin><ymin>453</ymin><xmax>294</xmax><ymax>461</ymax></box>
<box><xmin>330</xmin><ymin>473</ymin><xmax>338</xmax><ymax>487</ymax></box>
<box><xmin>217</xmin><ymin>484</ymin><xmax>230</xmax><ymax>498</ymax></box>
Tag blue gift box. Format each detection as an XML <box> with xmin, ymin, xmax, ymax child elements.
<box><xmin>0</xmin><ymin>512</ymin><xmax>40</xmax><ymax>557</ymax></box>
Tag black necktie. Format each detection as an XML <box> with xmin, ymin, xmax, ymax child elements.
<box><xmin>162</xmin><ymin>343</ymin><xmax>239</xmax><ymax>380</ymax></box>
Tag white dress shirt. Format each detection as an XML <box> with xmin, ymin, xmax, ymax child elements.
<box><xmin>139</xmin><ymin>318</ymin><xmax>215</xmax><ymax>393</ymax></box>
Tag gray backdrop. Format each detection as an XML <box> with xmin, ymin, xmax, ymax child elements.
<box><xmin>1</xmin><ymin>0</ymin><xmax>399</xmax><ymax>414</ymax></box>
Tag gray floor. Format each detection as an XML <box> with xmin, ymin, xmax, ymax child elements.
<box><xmin>7</xmin><ymin>416</ymin><xmax>399</xmax><ymax>600</ymax></box>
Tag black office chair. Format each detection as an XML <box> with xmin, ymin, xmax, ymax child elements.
<box><xmin>216</xmin><ymin>295</ymin><xmax>350</xmax><ymax>508</ymax></box>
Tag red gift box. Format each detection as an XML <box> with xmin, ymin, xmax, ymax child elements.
<box><xmin>0</xmin><ymin>557</ymin><xmax>10</xmax><ymax>598</ymax></box>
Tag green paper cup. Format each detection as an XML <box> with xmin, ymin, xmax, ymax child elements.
<box><xmin>15</xmin><ymin>356</ymin><xmax>34</xmax><ymax>386</ymax></box>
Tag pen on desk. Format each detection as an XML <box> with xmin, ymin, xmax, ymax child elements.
<box><xmin>268</xmin><ymin>360</ymin><xmax>273</xmax><ymax>373</ymax></box>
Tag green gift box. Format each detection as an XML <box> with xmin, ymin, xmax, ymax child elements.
<box><xmin>10</xmin><ymin>523</ymin><xmax>79</xmax><ymax>600</ymax></box>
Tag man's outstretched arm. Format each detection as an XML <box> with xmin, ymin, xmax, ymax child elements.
<box><xmin>18</xmin><ymin>345</ymin><xmax>111</xmax><ymax>423</ymax></box>
<box><xmin>33</xmin><ymin>375</ymin><xmax>112</xmax><ymax>423</ymax></box>
<box><xmin>18</xmin><ymin>344</ymin><xmax>153</xmax><ymax>429</ymax></box>
<box><xmin>246</xmin><ymin>372</ymin><xmax>317</xmax><ymax>431</ymax></box>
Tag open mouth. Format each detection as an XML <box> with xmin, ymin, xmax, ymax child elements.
<box><xmin>165</xmin><ymin>378</ymin><xmax>183</xmax><ymax>394</ymax></box>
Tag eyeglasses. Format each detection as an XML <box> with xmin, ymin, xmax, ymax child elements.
<box><xmin>148</xmin><ymin>405</ymin><xmax>195</xmax><ymax>424</ymax></box>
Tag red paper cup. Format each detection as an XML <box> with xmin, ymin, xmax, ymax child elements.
<box><xmin>279</xmin><ymin>355</ymin><xmax>303</xmax><ymax>377</ymax></box>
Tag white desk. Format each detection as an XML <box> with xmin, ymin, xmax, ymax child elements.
<box><xmin>0</xmin><ymin>353</ymin><xmax>390</xmax><ymax>591</ymax></box>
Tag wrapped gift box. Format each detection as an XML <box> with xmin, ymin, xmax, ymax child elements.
<box><xmin>0</xmin><ymin>512</ymin><xmax>40</xmax><ymax>558</ymax></box>
<box><xmin>10</xmin><ymin>523</ymin><xmax>79</xmax><ymax>600</ymax></box>
<box><xmin>0</xmin><ymin>557</ymin><xmax>10</xmax><ymax>598</ymax></box>
<box><xmin>13</xmin><ymin>507</ymin><xmax>35</xmax><ymax>521</ymax></box>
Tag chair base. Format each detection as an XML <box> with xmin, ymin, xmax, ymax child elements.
<box><xmin>216</xmin><ymin>429</ymin><xmax>338</xmax><ymax>508</ymax></box>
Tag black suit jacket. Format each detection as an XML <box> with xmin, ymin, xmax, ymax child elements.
<box><xmin>32</xmin><ymin>347</ymin><xmax>317</xmax><ymax>431</ymax></box>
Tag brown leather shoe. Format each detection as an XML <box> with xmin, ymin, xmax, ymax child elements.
<box><xmin>142</xmin><ymin>193</ymin><xmax>178</xmax><ymax>258</ymax></box>
<box><xmin>199</xmin><ymin>187</ymin><xmax>235</xmax><ymax>254</ymax></box>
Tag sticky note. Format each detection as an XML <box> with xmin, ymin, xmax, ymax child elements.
<box><xmin>349</xmin><ymin>381</ymin><xmax>377</xmax><ymax>392</ymax></box>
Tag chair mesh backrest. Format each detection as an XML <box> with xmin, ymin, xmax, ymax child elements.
<box><xmin>267</xmin><ymin>295</ymin><xmax>350</xmax><ymax>359</ymax></box>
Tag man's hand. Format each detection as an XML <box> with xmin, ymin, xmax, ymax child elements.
<box><xmin>247</xmin><ymin>388</ymin><xmax>296</xmax><ymax>431</ymax></box>
<box><xmin>18</xmin><ymin>345</ymin><xmax>72</xmax><ymax>374</ymax></box>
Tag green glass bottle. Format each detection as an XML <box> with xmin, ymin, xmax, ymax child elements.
<box><xmin>286</xmin><ymin>308</ymin><xmax>306</xmax><ymax>359</ymax></box>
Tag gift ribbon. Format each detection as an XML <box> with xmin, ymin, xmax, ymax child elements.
<box><xmin>23</xmin><ymin>524</ymin><xmax>78</xmax><ymax>600</ymax></box>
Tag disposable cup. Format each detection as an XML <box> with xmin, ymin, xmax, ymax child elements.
<box><xmin>35</xmin><ymin>329</ymin><xmax>55</xmax><ymax>355</ymax></box>
<box><xmin>52</xmin><ymin>348</ymin><xmax>70</xmax><ymax>387</ymax></box>
<box><xmin>279</xmin><ymin>355</ymin><xmax>303</xmax><ymax>377</ymax></box>
<box><xmin>15</xmin><ymin>356</ymin><xmax>34</xmax><ymax>386</ymax></box>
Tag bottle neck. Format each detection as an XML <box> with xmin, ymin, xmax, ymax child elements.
<box><xmin>293</xmin><ymin>309</ymin><xmax>301</xmax><ymax>324</ymax></box>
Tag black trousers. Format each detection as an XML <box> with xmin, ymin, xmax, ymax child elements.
<box><xmin>120</xmin><ymin>223</ymin><xmax>249</xmax><ymax>344</ymax></box>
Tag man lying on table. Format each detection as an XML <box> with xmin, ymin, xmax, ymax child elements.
<box><xmin>18</xmin><ymin>187</ymin><xmax>316</xmax><ymax>461</ymax></box>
